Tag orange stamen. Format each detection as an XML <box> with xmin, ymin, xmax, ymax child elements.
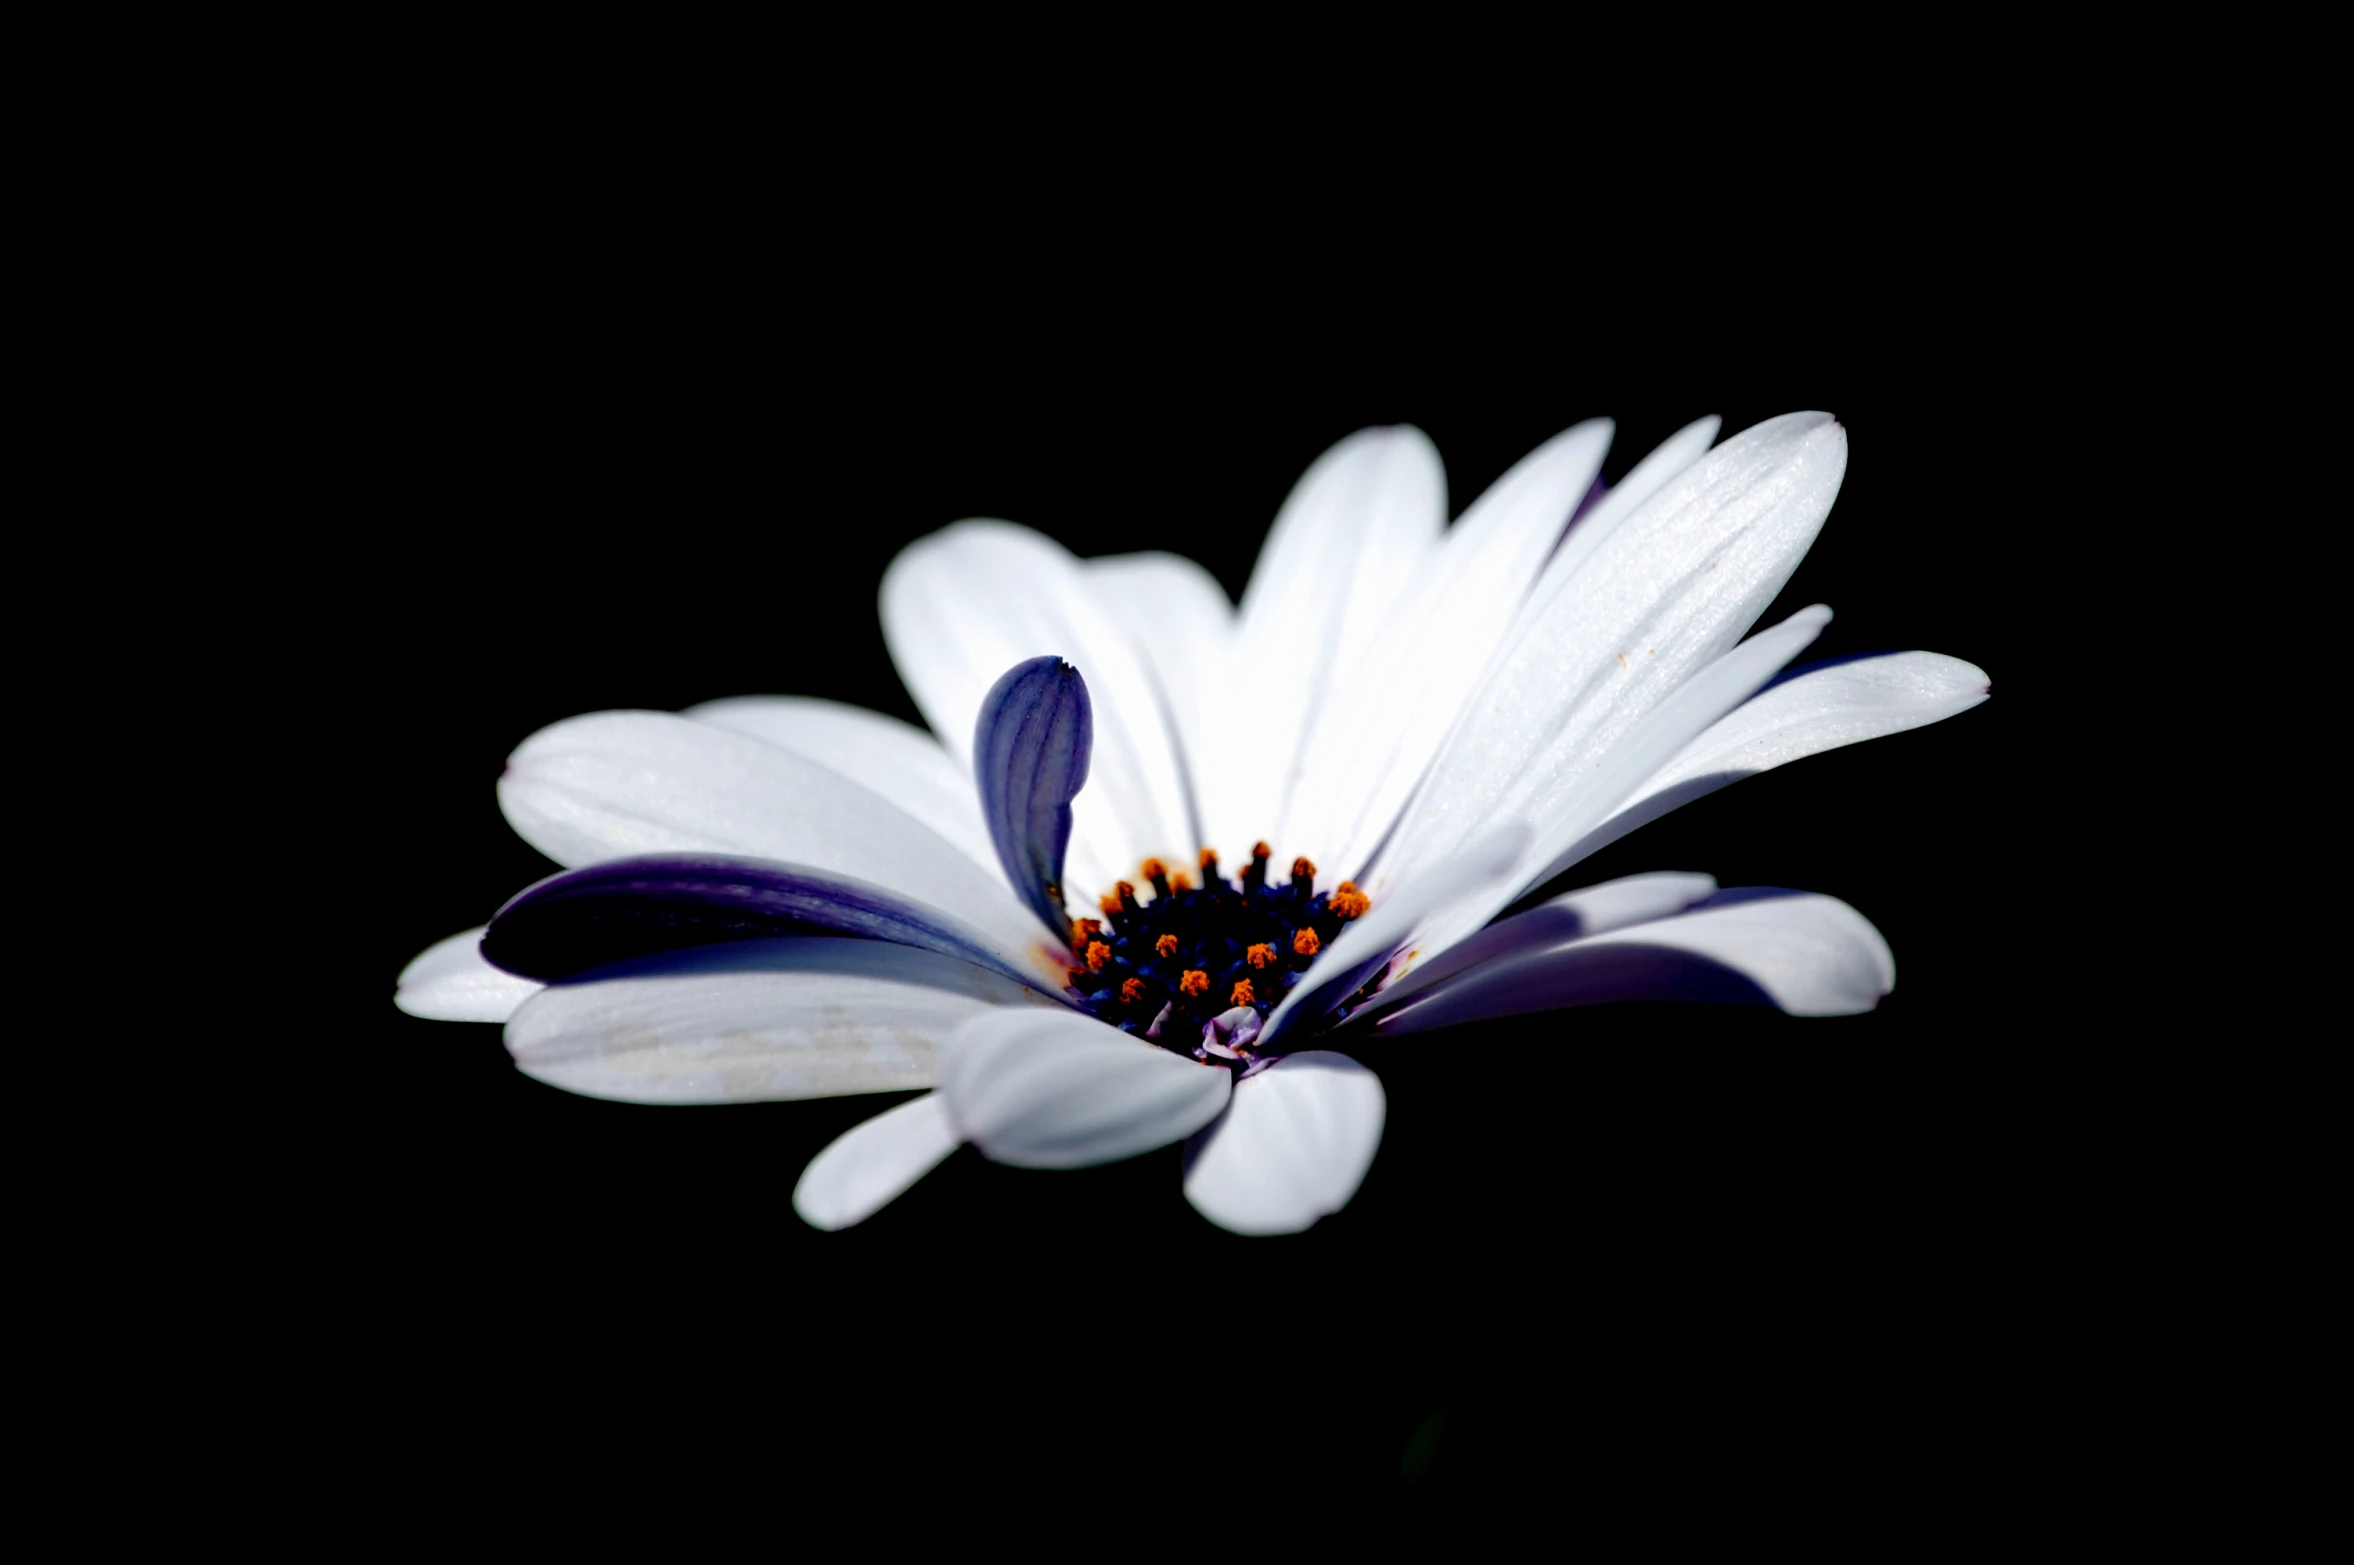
<box><xmin>1140</xmin><ymin>857</ymin><xmax>1168</xmax><ymax>882</ymax></box>
<box><xmin>1246</xmin><ymin>943</ymin><xmax>1277</xmax><ymax>969</ymax></box>
<box><xmin>1197</xmin><ymin>847</ymin><xmax>1219</xmax><ymax>870</ymax></box>
<box><xmin>1099</xmin><ymin>893</ymin><xmax>1122</xmax><ymax>917</ymax></box>
<box><xmin>1230</xmin><ymin>979</ymin><xmax>1255</xmax><ymax>1007</ymax></box>
<box><xmin>1330</xmin><ymin>884</ymin><xmax>1370</xmax><ymax>919</ymax></box>
<box><xmin>1291</xmin><ymin>856</ymin><xmax>1316</xmax><ymax>880</ymax></box>
<box><xmin>1292</xmin><ymin>927</ymin><xmax>1321</xmax><ymax>957</ymax></box>
<box><xmin>1085</xmin><ymin>941</ymin><xmax>1111</xmax><ymax>973</ymax></box>
<box><xmin>1120</xmin><ymin>977</ymin><xmax>1147</xmax><ymax>1004</ymax></box>
<box><xmin>1179</xmin><ymin>969</ymin><xmax>1210</xmax><ymax>997</ymax></box>
<box><xmin>1251</xmin><ymin>842</ymin><xmax>1272</xmax><ymax>862</ymax></box>
<box><xmin>1155</xmin><ymin>934</ymin><xmax>1179</xmax><ymax>958</ymax></box>
<box><xmin>1169</xmin><ymin>870</ymin><xmax>1192</xmax><ymax>891</ymax></box>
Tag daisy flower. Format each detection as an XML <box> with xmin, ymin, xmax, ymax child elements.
<box><xmin>395</xmin><ymin>411</ymin><xmax>1987</xmax><ymax>1235</ymax></box>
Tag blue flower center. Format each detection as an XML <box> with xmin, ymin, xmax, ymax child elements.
<box><xmin>1066</xmin><ymin>842</ymin><xmax>1372</xmax><ymax>1061</ymax></box>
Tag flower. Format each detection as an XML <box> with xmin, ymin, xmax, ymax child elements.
<box><xmin>395</xmin><ymin>412</ymin><xmax>1988</xmax><ymax>1235</ymax></box>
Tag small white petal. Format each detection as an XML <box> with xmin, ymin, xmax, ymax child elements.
<box><xmin>1558</xmin><ymin>651</ymin><xmax>1992</xmax><ymax>869</ymax></box>
<box><xmin>684</xmin><ymin>695</ymin><xmax>999</xmax><ymax>877</ymax></box>
<box><xmin>1085</xmin><ymin>551</ymin><xmax>1233</xmax><ymax>848</ymax></box>
<box><xmin>793</xmin><ymin>1094</ymin><xmax>961</xmax><ymax>1231</ymax></box>
<box><xmin>1183</xmin><ymin>1052</ymin><xmax>1385</xmax><ymax>1236</ymax></box>
<box><xmin>495</xmin><ymin>710</ymin><xmax>1055</xmax><ymax>984</ymax></box>
<box><xmin>1373</xmin><ymin>889</ymin><xmax>1895</xmax><ymax>1034</ymax></box>
<box><xmin>881</xmin><ymin>521</ymin><xmax>1194</xmax><ymax>901</ymax></box>
<box><xmin>505</xmin><ymin>939</ymin><xmax>1058</xmax><ymax>1104</ymax></box>
<box><xmin>396</xmin><ymin>927</ymin><xmax>541</xmax><ymax>1022</ymax></box>
<box><xmin>939</xmin><ymin>1008</ymin><xmax>1230</xmax><ymax>1169</ymax></box>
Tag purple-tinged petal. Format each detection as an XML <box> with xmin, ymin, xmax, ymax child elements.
<box><xmin>974</xmin><ymin>656</ymin><xmax>1093</xmax><ymax>941</ymax></box>
<box><xmin>480</xmin><ymin>853</ymin><xmax>1057</xmax><ymax>992</ymax></box>
<box><xmin>1367</xmin><ymin>887</ymin><xmax>1894</xmax><ymax>1035</ymax></box>
<box><xmin>1348</xmin><ymin>872</ymin><xmax>1719</xmax><ymax>1026</ymax></box>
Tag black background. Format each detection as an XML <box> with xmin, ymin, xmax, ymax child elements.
<box><xmin>346</xmin><ymin>229</ymin><xmax>2040</xmax><ymax>1515</ymax></box>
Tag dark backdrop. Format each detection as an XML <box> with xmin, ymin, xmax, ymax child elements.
<box><xmin>351</xmin><ymin>254</ymin><xmax>2034</xmax><ymax>1513</ymax></box>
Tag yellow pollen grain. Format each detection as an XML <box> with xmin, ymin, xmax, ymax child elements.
<box><xmin>1120</xmin><ymin>977</ymin><xmax>1146</xmax><ymax>1004</ymax></box>
<box><xmin>1246</xmin><ymin>943</ymin><xmax>1277</xmax><ymax>969</ymax></box>
<box><xmin>1329</xmin><ymin>884</ymin><xmax>1370</xmax><ymax>919</ymax></box>
<box><xmin>1156</xmin><ymin>934</ymin><xmax>1179</xmax><ymax>958</ymax></box>
<box><xmin>1230</xmin><ymin>979</ymin><xmax>1255</xmax><ymax>1007</ymax></box>
<box><xmin>1179</xmin><ymin>969</ymin><xmax>1210</xmax><ymax>997</ymax></box>
<box><xmin>1291</xmin><ymin>927</ymin><xmax>1321</xmax><ymax>957</ymax></box>
<box><xmin>1085</xmin><ymin>941</ymin><xmax>1111</xmax><ymax>972</ymax></box>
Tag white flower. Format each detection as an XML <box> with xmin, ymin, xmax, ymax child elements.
<box><xmin>396</xmin><ymin>412</ymin><xmax>1988</xmax><ymax>1235</ymax></box>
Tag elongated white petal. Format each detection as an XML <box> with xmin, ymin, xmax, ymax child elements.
<box><xmin>1499</xmin><ymin>416</ymin><xmax>1723</xmax><ymax>659</ymax></box>
<box><xmin>1372</xmin><ymin>888</ymin><xmax>1895</xmax><ymax>1034</ymax></box>
<box><xmin>1086</xmin><ymin>551</ymin><xmax>1233</xmax><ymax>845</ymax></box>
<box><xmin>1373</xmin><ymin>414</ymin><xmax>1847</xmax><ymax>903</ymax></box>
<box><xmin>1555</xmin><ymin>651</ymin><xmax>1992</xmax><ymax>871</ymax></box>
<box><xmin>505</xmin><ymin>939</ymin><xmax>1058</xmax><ymax>1104</ymax></box>
<box><xmin>1262</xmin><ymin>822</ymin><xmax>1530</xmax><ymax>1044</ymax></box>
<box><xmin>1407</xmin><ymin>602</ymin><xmax>1829</xmax><ymax>963</ymax></box>
<box><xmin>939</xmin><ymin>1008</ymin><xmax>1230</xmax><ymax>1168</ymax></box>
<box><xmin>396</xmin><ymin>926</ymin><xmax>541</xmax><ymax>1022</ymax></box>
<box><xmin>881</xmin><ymin>521</ymin><xmax>1193</xmax><ymax>901</ymax></box>
<box><xmin>496</xmin><ymin>710</ymin><xmax>1054</xmax><ymax>982</ymax></box>
<box><xmin>1352</xmin><ymin>872</ymin><xmax>1718</xmax><ymax>1023</ymax></box>
<box><xmin>1286</xmin><ymin>420</ymin><xmax>1616</xmax><ymax>879</ymax></box>
<box><xmin>685</xmin><ymin>695</ymin><xmax>998</xmax><ymax>877</ymax></box>
<box><xmin>793</xmin><ymin>1093</ymin><xmax>961</xmax><ymax>1231</ymax></box>
<box><xmin>1183</xmin><ymin>1052</ymin><xmax>1385</xmax><ymax>1236</ymax></box>
<box><xmin>1206</xmin><ymin>426</ymin><xmax>1445</xmax><ymax>867</ymax></box>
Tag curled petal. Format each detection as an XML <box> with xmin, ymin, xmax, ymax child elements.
<box><xmin>974</xmin><ymin>656</ymin><xmax>1093</xmax><ymax>940</ymax></box>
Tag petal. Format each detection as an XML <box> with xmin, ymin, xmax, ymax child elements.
<box><xmin>1350</xmin><ymin>871</ymin><xmax>1719</xmax><ymax>1024</ymax></box>
<box><xmin>495</xmin><ymin>709</ymin><xmax>1045</xmax><ymax>966</ymax></box>
<box><xmin>395</xmin><ymin>926</ymin><xmax>542</xmax><ymax>1022</ymax></box>
<box><xmin>1182</xmin><ymin>1051</ymin><xmax>1385</xmax><ymax>1236</ymax></box>
<box><xmin>1554</xmin><ymin>651</ymin><xmax>1992</xmax><ymax>871</ymax></box>
<box><xmin>1372</xmin><ymin>413</ymin><xmax>1847</xmax><ymax>900</ymax></box>
<box><xmin>1398</xmin><ymin>599</ymin><xmax>1835</xmax><ymax>963</ymax></box>
<box><xmin>1084</xmin><ymin>551</ymin><xmax>1233</xmax><ymax>848</ymax></box>
<box><xmin>684</xmin><ymin>695</ymin><xmax>999</xmax><ymax>877</ymax></box>
<box><xmin>1369</xmin><ymin>887</ymin><xmax>1896</xmax><ymax>1034</ymax></box>
<box><xmin>505</xmin><ymin>939</ymin><xmax>1056</xmax><ymax>1105</ymax></box>
<box><xmin>1282</xmin><ymin>420</ymin><xmax>1617</xmax><ymax>878</ymax></box>
<box><xmin>973</xmin><ymin>657</ymin><xmax>1093</xmax><ymax>940</ymax></box>
<box><xmin>939</xmin><ymin>1008</ymin><xmax>1230</xmax><ymax>1169</ymax></box>
<box><xmin>1260</xmin><ymin>821</ymin><xmax>1531</xmax><ymax>1045</ymax></box>
<box><xmin>480</xmin><ymin>853</ymin><xmax>1068</xmax><ymax>993</ymax></box>
<box><xmin>881</xmin><ymin>521</ymin><xmax>1194</xmax><ymax>901</ymax></box>
<box><xmin>792</xmin><ymin>1094</ymin><xmax>962</xmax><ymax>1231</ymax></box>
<box><xmin>1205</xmin><ymin>426</ymin><xmax>1446</xmax><ymax>867</ymax></box>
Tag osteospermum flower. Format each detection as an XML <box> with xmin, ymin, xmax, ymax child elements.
<box><xmin>396</xmin><ymin>412</ymin><xmax>1987</xmax><ymax>1235</ymax></box>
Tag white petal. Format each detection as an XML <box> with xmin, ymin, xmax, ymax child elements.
<box><xmin>881</xmin><ymin>521</ymin><xmax>1194</xmax><ymax>901</ymax></box>
<box><xmin>505</xmin><ymin>939</ymin><xmax>1059</xmax><ymax>1104</ymax></box>
<box><xmin>1183</xmin><ymin>1052</ymin><xmax>1385</xmax><ymax>1236</ymax></box>
<box><xmin>1285</xmin><ymin>421</ymin><xmax>1616</xmax><ymax>879</ymax></box>
<box><xmin>939</xmin><ymin>1007</ymin><xmax>1230</xmax><ymax>1168</ymax></box>
<box><xmin>1261</xmin><ymin>821</ymin><xmax>1530</xmax><ymax>1043</ymax></box>
<box><xmin>1372</xmin><ymin>888</ymin><xmax>1895</xmax><ymax>1034</ymax></box>
<box><xmin>1558</xmin><ymin>651</ymin><xmax>1992</xmax><ymax>869</ymax></box>
<box><xmin>1206</xmin><ymin>426</ymin><xmax>1445</xmax><ymax>868</ymax></box>
<box><xmin>1085</xmin><ymin>551</ymin><xmax>1234</xmax><ymax>860</ymax></box>
<box><xmin>793</xmin><ymin>1094</ymin><xmax>961</xmax><ymax>1231</ymax></box>
<box><xmin>395</xmin><ymin>926</ymin><xmax>542</xmax><ymax>1022</ymax></box>
<box><xmin>495</xmin><ymin>710</ymin><xmax>1058</xmax><ymax>985</ymax></box>
<box><xmin>684</xmin><ymin>695</ymin><xmax>999</xmax><ymax>877</ymax></box>
<box><xmin>1372</xmin><ymin>414</ymin><xmax>1846</xmax><ymax>902</ymax></box>
<box><xmin>1352</xmin><ymin>871</ymin><xmax>1719</xmax><ymax>1023</ymax></box>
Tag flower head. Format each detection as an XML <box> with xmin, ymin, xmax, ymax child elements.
<box><xmin>396</xmin><ymin>412</ymin><xmax>1988</xmax><ymax>1235</ymax></box>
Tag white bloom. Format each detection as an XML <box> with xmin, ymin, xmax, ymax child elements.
<box><xmin>396</xmin><ymin>412</ymin><xmax>1988</xmax><ymax>1235</ymax></box>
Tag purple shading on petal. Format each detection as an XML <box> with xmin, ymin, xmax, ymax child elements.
<box><xmin>974</xmin><ymin>656</ymin><xmax>1092</xmax><ymax>941</ymax></box>
<box><xmin>480</xmin><ymin>853</ymin><xmax>1031</xmax><ymax>986</ymax></box>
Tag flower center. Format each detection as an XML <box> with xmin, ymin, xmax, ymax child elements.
<box><xmin>1065</xmin><ymin>842</ymin><xmax>1371</xmax><ymax>1064</ymax></box>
